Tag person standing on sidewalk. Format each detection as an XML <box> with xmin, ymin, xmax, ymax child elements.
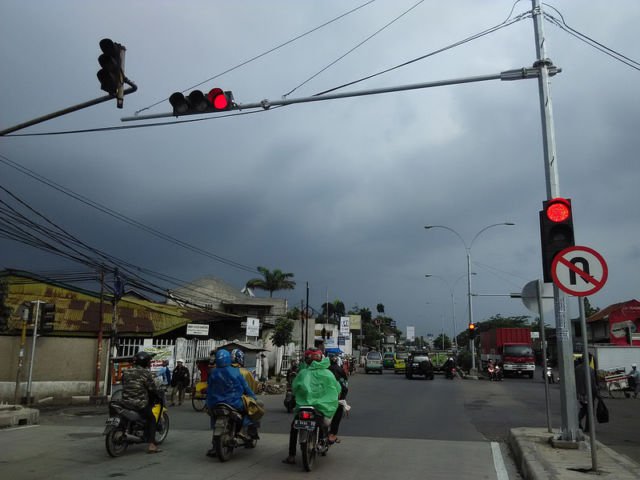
<box><xmin>170</xmin><ymin>359</ymin><xmax>190</xmax><ymax>406</ymax></box>
<box><xmin>575</xmin><ymin>355</ymin><xmax>599</xmax><ymax>431</ymax></box>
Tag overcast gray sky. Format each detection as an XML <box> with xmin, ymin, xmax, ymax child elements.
<box><xmin>1</xmin><ymin>0</ymin><xmax>638</xmax><ymax>340</ymax></box>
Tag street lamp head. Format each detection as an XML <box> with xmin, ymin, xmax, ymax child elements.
<box><xmin>504</xmin><ymin>222</ymin><xmax>515</xmax><ymax>226</ymax></box>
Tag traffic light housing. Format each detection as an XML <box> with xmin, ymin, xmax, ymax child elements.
<box><xmin>468</xmin><ymin>322</ymin><xmax>477</xmax><ymax>339</ymax></box>
<box><xmin>40</xmin><ymin>303</ymin><xmax>56</xmax><ymax>333</ymax></box>
<box><xmin>97</xmin><ymin>38</ymin><xmax>126</xmax><ymax>107</ymax></box>
<box><xmin>539</xmin><ymin>197</ymin><xmax>575</xmax><ymax>282</ymax></box>
<box><xmin>169</xmin><ymin>88</ymin><xmax>234</xmax><ymax>116</ymax></box>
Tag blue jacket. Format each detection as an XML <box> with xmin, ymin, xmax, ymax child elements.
<box><xmin>207</xmin><ymin>365</ymin><xmax>256</xmax><ymax>411</ymax></box>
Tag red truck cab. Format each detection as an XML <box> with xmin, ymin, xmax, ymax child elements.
<box><xmin>480</xmin><ymin>328</ymin><xmax>536</xmax><ymax>378</ymax></box>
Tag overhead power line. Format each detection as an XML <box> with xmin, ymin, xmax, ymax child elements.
<box><xmin>0</xmin><ymin>153</ymin><xmax>259</xmax><ymax>274</ymax></box>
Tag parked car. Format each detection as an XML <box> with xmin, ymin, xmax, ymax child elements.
<box><xmin>365</xmin><ymin>351</ymin><xmax>384</xmax><ymax>374</ymax></box>
<box><xmin>405</xmin><ymin>351</ymin><xmax>434</xmax><ymax>380</ymax></box>
<box><xmin>383</xmin><ymin>352</ymin><xmax>396</xmax><ymax>369</ymax></box>
<box><xmin>393</xmin><ymin>352</ymin><xmax>409</xmax><ymax>374</ymax></box>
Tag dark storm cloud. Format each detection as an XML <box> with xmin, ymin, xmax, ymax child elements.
<box><xmin>1</xmin><ymin>1</ymin><xmax>639</xmax><ymax>338</ymax></box>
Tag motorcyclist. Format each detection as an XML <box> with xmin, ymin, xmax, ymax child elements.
<box><xmin>121</xmin><ymin>350</ymin><xmax>163</xmax><ymax>454</ymax></box>
<box><xmin>327</xmin><ymin>352</ymin><xmax>349</xmax><ymax>444</ymax></box>
<box><xmin>282</xmin><ymin>348</ymin><xmax>341</xmax><ymax>465</ymax></box>
<box><xmin>443</xmin><ymin>356</ymin><xmax>456</xmax><ymax>377</ymax></box>
<box><xmin>231</xmin><ymin>348</ymin><xmax>260</xmax><ymax>393</ymax></box>
<box><xmin>206</xmin><ymin>349</ymin><xmax>257</xmax><ymax>457</ymax></box>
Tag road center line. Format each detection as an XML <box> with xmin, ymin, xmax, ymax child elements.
<box><xmin>491</xmin><ymin>441</ymin><xmax>509</xmax><ymax>480</ymax></box>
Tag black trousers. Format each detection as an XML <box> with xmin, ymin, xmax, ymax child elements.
<box><xmin>329</xmin><ymin>404</ymin><xmax>344</xmax><ymax>436</ymax></box>
<box><xmin>139</xmin><ymin>404</ymin><xmax>157</xmax><ymax>444</ymax></box>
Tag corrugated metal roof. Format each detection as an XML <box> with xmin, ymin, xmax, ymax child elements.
<box><xmin>1</xmin><ymin>271</ymin><xmax>217</xmax><ymax>336</ymax></box>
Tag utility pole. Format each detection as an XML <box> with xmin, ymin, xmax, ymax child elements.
<box><xmin>14</xmin><ymin>305</ymin><xmax>30</xmax><ymax>405</ymax></box>
<box><xmin>531</xmin><ymin>0</ymin><xmax>579</xmax><ymax>442</ymax></box>
<box><xmin>94</xmin><ymin>269</ymin><xmax>105</xmax><ymax>399</ymax></box>
<box><xmin>25</xmin><ymin>300</ymin><xmax>44</xmax><ymax>404</ymax></box>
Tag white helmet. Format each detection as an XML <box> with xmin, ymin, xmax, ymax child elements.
<box><xmin>177</xmin><ymin>358</ymin><xmax>184</xmax><ymax>363</ymax></box>
<box><xmin>632</xmin><ymin>363</ymin><xmax>637</xmax><ymax>368</ymax></box>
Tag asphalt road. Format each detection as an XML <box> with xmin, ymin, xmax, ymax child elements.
<box><xmin>4</xmin><ymin>367</ymin><xmax>638</xmax><ymax>479</ymax></box>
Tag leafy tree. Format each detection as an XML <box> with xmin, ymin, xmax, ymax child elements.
<box><xmin>245</xmin><ymin>266</ymin><xmax>296</xmax><ymax>297</ymax></box>
<box><xmin>376</xmin><ymin>303</ymin><xmax>385</xmax><ymax>315</ymax></box>
<box><xmin>286</xmin><ymin>307</ymin><xmax>301</xmax><ymax>320</ymax></box>
<box><xmin>433</xmin><ymin>334</ymin><xmax>451</xmax><ymax>350</ymax></box>
<box><xmin>270</xmin><ymin>317</ymin><xmax>294</xmax><ymax>347</ymax></box>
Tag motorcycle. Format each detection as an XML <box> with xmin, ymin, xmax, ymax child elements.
<box><xmin>445</xmin><ymin>366</ymin><xmax>457</xmax><ymax>380</ymax></box>
<box><xmin>104</xmin><ymin>395</ymin><xmax>170</xmax><ymax>457</ymax></box>
<box><xmin>284</xmin><ymin>367</ymin><xmax>297</xmax><ymax>413</ymax></box>
<box><xmin>490</xmin><ymin>364</ymin><xmax>503</xmax><ymax>381</ymax></box>
<box><xmin>211</xmin><ymin>403</ymin><xmax>259</xmax><ymax>462</ymax></box>
<box><xmin>294</xmin><ymin>406</ymin><xmax>332</xmax><ymax>472</ymax></box>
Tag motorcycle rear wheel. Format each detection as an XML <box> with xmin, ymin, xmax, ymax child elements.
<box><xmin>301</xmin><ymin>430</ymin><xmax>318</xmax><ymax>471</ymax></box>
<box><xmin>214</xmin><ymin>432</ymin><xmax>234</xmax><ymax>462</ymax></box>
<box><xmin>154</xmin><ymin>411</ymin><xmax>170</xmax><ymax>444</ymax></box>
<box><xmin>105</xmin><ymin>427</ymin><xmax>128</xmax><ymax>457</ymax></box>
<box><xmin>192</xmin><ymin>395</ymin><xmax>207</xmax><ymax>412</ymax></box>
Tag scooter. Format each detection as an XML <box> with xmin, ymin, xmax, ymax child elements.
<box><xmin>104</xmin><ymin>394</ymin><xmax>169</xmax><ymax>457</ymax></box>
<box><xmin>294</xmin><ymin>406</ymin><xmax>332</xmax><ymax>472</ymax></box>
<box><xmin>445</xmin><ymin>366</ymin><xmax>457</xmax><ymax>379</ymax></box>
<box><xmin>211</xmin><ymin>403</ymin><xmax>260</xmax><ymax>462</ymax></box>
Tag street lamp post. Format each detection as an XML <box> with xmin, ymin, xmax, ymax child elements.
<box><xmin>424</xmin><ymin>223</ymin><xmax>514</xmax><ymax>372</ymax></box>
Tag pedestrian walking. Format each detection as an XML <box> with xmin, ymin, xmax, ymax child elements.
<box><xmin>170</xmin><ymin>359</ymin><xmax>190</xmax><ymax>406</ymax></box>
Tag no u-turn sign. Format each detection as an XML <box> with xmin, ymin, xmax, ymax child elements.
<box><xmin>551</xmin><ymin>246</ymin><xmax>608</xmax><ymax>297</ymax></box>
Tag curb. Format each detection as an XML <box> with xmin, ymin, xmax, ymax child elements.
<box><xmin>0</xmin><ymin>405</ymin><xmax>40</xmax><ymax>428</ymax></box>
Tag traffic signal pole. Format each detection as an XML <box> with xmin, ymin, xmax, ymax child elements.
<box><xmin>531</xmin><ymin>0</ymin><xmax>579</xmax><ymax>442</ymax></box>
<box><xmin>0</xmin><ymin>82</ymin><xmax>137</xmax><ymax>136</ymax></box>
<box><xmin>121</xmin><ymin>67</ymin><xmax>559</xmax><ymax>122</ymax></box>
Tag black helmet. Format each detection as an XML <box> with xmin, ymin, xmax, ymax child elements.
<box><xmin>133</xmin><ymin>350</ymin><xmax>154</xmax><ymax>368</ymax></box>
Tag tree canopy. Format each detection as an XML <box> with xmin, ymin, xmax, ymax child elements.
<box><xmin>245</xmin><ymin>266</ymin><xmax>296</xmax><ymax>297</ymax></box>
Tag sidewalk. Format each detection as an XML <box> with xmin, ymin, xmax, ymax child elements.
<box><xmin>509</xmin><ymin>427</ymin><xmax>640</xmax><ymax>480</ymax></box>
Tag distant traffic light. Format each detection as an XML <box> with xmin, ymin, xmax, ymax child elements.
<box><xmin>169</xmin><ymin>88</ymin><xmax>234</xmax><ymax>116</ymax></box>
<box><xmin>97</xmin><ymin>38</ymin><xmax>126</xmax><ymax>107</ymax></box>
<box><xmin>468</xmin><ymin>322</ymin><xmax>477</xmax><ymax>339</ymax></box>
<box><xmin>40</xmin><ymin>303</ymin><xmax>56</xmax><ymax>333</ymax></box>
<box><xmin>539</xmin><ymin>197</ymin><xmax>575</xmax><ymax>282</ymax></box>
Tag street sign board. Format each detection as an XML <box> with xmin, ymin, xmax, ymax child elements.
<box><xmin>521</xmin><ymin>280</ymin><xmax>554</xmax><ymax>315</ymax></box>
<box><xmin>551</xmin><ymin>246</ymin><xmax>608</xmax><ymax>297</ymax></box>
<box><xmin>246</xmin><ymin>317</ymin><xmax>260</xmax><ymax>336</ymax></box>
<box><xmin>340</xmin><ymin>316</ymin><xmax>350</xmax><ymax>335</ymax></box>
<box><xmin>186</xmin><ymin>323</ymin><xmax>209</xmax><ymax>336</ymax></box>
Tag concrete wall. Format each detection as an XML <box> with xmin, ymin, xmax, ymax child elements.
<box><xmin>0</xmin><ymin>335</ymin><xmax>108</xmax><ymax>402</ymax></box>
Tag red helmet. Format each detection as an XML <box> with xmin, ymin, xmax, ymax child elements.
<box><xmin>304</xmin><ymin>349</ymin><xmax>322</xmax><ymax>363</ymax></box>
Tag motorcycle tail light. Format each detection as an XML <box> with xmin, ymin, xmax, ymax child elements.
<box><xmin>300</xmin><ymin>410</ymin><xmax>314</xmax><ymax>420</ymax></box>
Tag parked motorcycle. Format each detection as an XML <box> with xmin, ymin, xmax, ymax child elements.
<box><xmin>211</xmin><ymin>403</ymin><xmax>259</xmax><ymax>462</ymax></box>
<box><xmin>104</xmin><ymin>395</ymin><xmax>169</xmax><ymax>457</ymax></box>
<box><xmin>294</xmin><ymin>406</ymin><xmax>332</xmax><ymax>472</ymax></box>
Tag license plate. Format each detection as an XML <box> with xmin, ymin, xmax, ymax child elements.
<box><xmin>105</xmin><ymin>417</ymin><xmax>120</xmax><ymax>427</ymax></box>
<box><xmin>294</xmin><ymin>419</ymin><xmax>316</xmax><ymax>431</ymax></box>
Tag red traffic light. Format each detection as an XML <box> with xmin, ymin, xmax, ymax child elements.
<box><xmin>545</xmin><ymin>197</ymin><xmax>571</xmax><ymax>223</ymax></box>
<box><xmin>208</xmin><ymin>88</ymin><xmax>229</xmax><ymax>110</ymax></box>
<box><xmin>169</xmin><ymin>88</ymin><xmax>234</xmax><ymax>116</ymax></box>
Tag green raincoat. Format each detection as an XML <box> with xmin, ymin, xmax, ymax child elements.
<box><xmin>292</xmin><ymin>356</ymin><xmax>341</xmax><ymax>418</ymax></box>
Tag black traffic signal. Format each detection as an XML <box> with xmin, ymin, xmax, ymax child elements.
<box><xmin>40</xmin><ymin>303</ymin><xmax>56</xmax><ymax>332</ymax></box>
<box><xmin>169</xmin><ymin>88</ymin><xmax>234</xmax><ymax>116</ymax></box>
<box><xmin>539</xmin><ymin>197</ymin><xmax>575</xmax><ymax>282</ymax></box>
<box><xmin>97</xmin><ymin>38</ymin><xmax>126</xmax><ymax>107</ymax></box>
<box><xmin>468</xmin><ymin>322</ymin><xmax>477</xmax><ymax>339</ymax></box>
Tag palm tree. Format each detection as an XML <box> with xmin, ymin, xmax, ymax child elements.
<box><xmin>245</xmin><ymin>266</ymin><xmax>296</xmax><ymax>297</ymax></box>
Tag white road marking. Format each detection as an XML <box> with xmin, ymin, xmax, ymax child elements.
<box><xmin>491</xmin><ymin>441</ymin><xmax>509</xmax><ymax>480</ymax></box>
